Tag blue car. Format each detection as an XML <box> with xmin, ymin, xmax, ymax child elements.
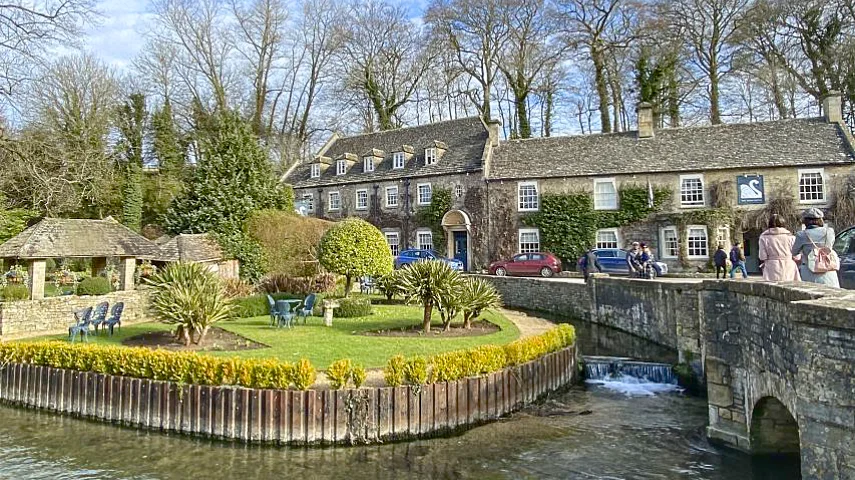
<box><xmin>585</xmin><ymin>248</ymin><xmax>668</xmax><ymax>277</ymax></box>
<box><xmin>395</xmin><ymin>249</ymin><xmax>464</xmax><ymax>271</ymax></box>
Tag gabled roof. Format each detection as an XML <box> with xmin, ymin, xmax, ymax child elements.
<box><xmin>0</xmin><ymin>218</ymin><xmax>162</xmax><ymax>259</ymax></box>
<box><xmin>489</xmin><ymin>117</ymin><xmax>855</xmax><ymax>180</ymax></box>
<box><xmin>288</xmin><ymin>117</ymin><xmax>490</xmax><ymax>188</ymax></box>
<box><xmin>156</xmin><ymin>233</ymin><xmax>225</xmax><ymax>263</ymax></box>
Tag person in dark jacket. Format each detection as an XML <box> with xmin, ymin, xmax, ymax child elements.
<box><xmin>713</xmin><ymin>245</ymin><xmax>728</xmax><ymax>279</ymax></box>
<box><xmin>580</xmin><ymin>248</ymin><xmax>602</xmax><ymax>282</ymax></box>
<box><xmin>729</xmin><ymin>242</ymin><xmax>748</xmax><ymax>278</ymax></box>
<box><xmin>626</xmin><ymin>242</ymin><xmax>641</xmax><ymax>276</ymax></box>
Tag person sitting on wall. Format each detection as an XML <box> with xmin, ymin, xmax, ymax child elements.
<box><xmin>626</xmin><ymin>242</ymin><xmax>641</xmax><ymax>276</ymax></box>
<box><xmin>639</xmin><ymin>243</ymin><xmax>662</xmax><ymax>276</ymax></box>
<box><xmin>579</xmin><ymin>247</ymin><xmax>602</xmax><ymax>282</ymax></box>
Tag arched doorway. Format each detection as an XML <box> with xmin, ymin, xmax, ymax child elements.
<box><xmin>441</xmin><ymin>210</ymin><xmax>471</xmax><ymax>271</ymax></box>
<box><xmin>751</xmin><ymin>396</ymin><xmax>800</xmax><ymax>455</ymax></box>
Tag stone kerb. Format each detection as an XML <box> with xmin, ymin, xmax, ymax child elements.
<box><xmin>0</xmin><ymin>345</ymin><xmax>577</xmax><ymax>445</ymax></box>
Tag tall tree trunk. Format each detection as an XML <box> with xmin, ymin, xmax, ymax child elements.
<box><xmin>709</xmin><ymin>60</ymin><xmax>722</xmax><ymax>124</ymax></box>
<box><xmin>423</xmin><ymin>302</ymin><xmax>433</xmax><ymax>334</ymax></box>
<box><xmin>344</xmin><ymin>275</ymin><xmax>352</xmax><ymax>298</ymax></box>
<box><xmin>544</xmin><ymin>86</ymin><xmax>554</xmax><ymax>137</ymax></box>
<box><xmin>592</xmin><ymin>46</ymin><xmax>611</xmax><ymax>133</ymax></box>
<box><xmin>668</xmin><ymin>71</ymin><xmax>680</xmax><ymax>127</ymax></box>
<box><xmin>463</xmin><ymin>312</ymin><xmax>474</xmax><ymax>329</ymax></box>
<box><xmin>514</xmin><ymin>85</ymin><xmax>531</xmax><ymax>138</ymax></box>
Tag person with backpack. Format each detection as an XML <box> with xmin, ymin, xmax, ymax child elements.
<box><xmin>792</xmin><ymin>208</ymin><xmax>839</xmax><ymax>287</ymax></box>
<box><xmin>713</xmin><ymin>245</ymin><xmax>728</xmax><ymax>279</ymax></box>
<box><xmin>729</xmin><ymin>242</ymin><xmax>748</xmax><ymax>279</ymax></box>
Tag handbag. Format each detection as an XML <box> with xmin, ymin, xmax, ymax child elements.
<box><xmin>806</xmin><ymin>231</ymin><xmax>840</xmax><ymax>273</ymax></box>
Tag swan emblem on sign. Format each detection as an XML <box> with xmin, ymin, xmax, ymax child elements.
<box><xmin>740</xmin><ymin>178</ymin><xmax>763</xmax><ymax>199</ymax></box>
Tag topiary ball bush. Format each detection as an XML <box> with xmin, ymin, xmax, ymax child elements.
<box><xmin>76</xmin><ymin>277</ymin><xmax>112</xmax><ymax>296</ymax></box>
<box><xmin>2</xmin><ymin>284</ymin><xmax>30</xmax><ymax>302</ymax></box>
<box><xmin>334</xmin><ymin>296</ymin><xmax>372</xmax><ymax>318</ymax></box>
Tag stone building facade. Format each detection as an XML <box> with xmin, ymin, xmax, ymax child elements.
<box><xmin>287</xmin><ymin>94</ymin><xmax>855</xmax><ymax>273</ymax></box>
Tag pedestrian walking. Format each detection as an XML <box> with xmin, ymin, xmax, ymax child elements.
<box><xmin>792</xmin><ymin>208</ymin><xmax>840</xmax><ymax>287</ymax></box>
<box><xmin>758</xmin><ymin>214</ymin><xmax>800</xmax><ymax>282</ymax></box>
<box><xmin>713</xmin><ymin>245</ymin><xmax>728</xmax><ymax>279</ymax></box>
<box><xmin>729</xmin><ymin>242</ymin><xmax>748</xmax><ymax>279</ymax></box>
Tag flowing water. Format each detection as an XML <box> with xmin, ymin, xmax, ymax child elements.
<box><xmin>0</xmin><ymin>317</ymin><xmax>800</xmax><ymax>479</ymax></box>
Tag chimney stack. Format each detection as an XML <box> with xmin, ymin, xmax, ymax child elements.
<box><xmin>637</xmin><ymin>102</ymin><xmax>654</xmax><ymax>139</ymax></box>
<box><xmin>486</xmin><ymin>119</ymin><xmax>501</xmax><ymax>147</ymax></box>
<box><xmin>823</xmin><ymin>92</ymin><xmax>842</xmax><ymax>123</ymax></box>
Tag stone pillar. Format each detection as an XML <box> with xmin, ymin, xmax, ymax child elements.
<box><xmin>637</xmin><ymin>102</ymin><xmax>654</xmax><ymax>138</ymax></box>
<box><xmin>27</xmin><ymin>259</ymin><xmax>46</xmax><ymax>300</ymax></box>
<box><xmin>119</xmin><ymin>257</ymin><xmax>136</xmax><ymax>291</ymax></box>
<box><xmin>91</xmin><ymin>257</ymin><xmax>107</xmax><ymax>277</ymax></box>
<box><xmin>823</xmin><ymin>91</ymin><xmax>842</xmax><ymax>123</ymax></box>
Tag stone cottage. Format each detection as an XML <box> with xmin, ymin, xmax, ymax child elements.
<box><xmin>155</xmin><ymin>233</ymin><xmax>240</xmax><ymax>279</ymax></box>
<box><xmin>287</xmin><ymin>93</ymin><xmax>855</xmax><ymax>273</ymax></box>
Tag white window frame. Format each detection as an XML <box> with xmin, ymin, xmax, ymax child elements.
<box><xmin>310</xmin><ymin>164</ymin><xmax>320</xmax><ymax>178</ymax></box>
<box><xmin>417</xmin><ymin>229</ymin><xmax>433</xmax><ymax>250</ymax></box>
<box><xmin>715</xmin><ymin>226</ymin><xmax>730</xmax><ymax>249</ymax></box>
<box><xmin>686</xmin><ymin>225</ymin><xmax>709</xmax><ymax>259</ymax></box>
<box><xmin>385</xmin><ymin>232</ymin><xmax>400</xmax><ymax>257</ymax></box>
<box><xmin>517</xmin><ymin>181</ymin><xmax>539</xmax><ymax>211</ymax></box>
<box><xmin>417</xmin><ymin>183</ymin><xmax>432</xmax><ymax>205</ymax></box>
<box><xmin>385</xmin><ymin>186</ymin><xmax>399</xmax><ymax>208</ymax></box>
<box><xmin>425</xmin><ymin>148</ymin><xmax>437</xmax><ymax>166</ymax></box>
<box><xmin>336</xmin><ymin>160</ymin><xmax>347</xmax><ymax>176</ymax></box>
<box><xmin>518</xmin><ymin>228</ymin><xmax>540</xmax><ymax>254</ymax></box>
<box><xmin>302</xmin><ymin>193</ymin><xmax>314</xmax><ymax>212</ymax></box>
<box><xmin>393</xmin><ymin>152</ymin><xmax>405</xmax><ymax>169</ymax></box>
<box><xmin>595</xmin><ymin>228</ymin><xmax>620</xmax><ymax>249</ymax></box>
<box><xmin>355</xmin><ymin>189</ymin><xmax>368</xmax><ymax>210</ymax></box>
<box><xmin>798</xmin><ymin>168</ymin><xmax>826</xmax><ymax>204</ymax></box>
<box><xmin>328</xmin><ymin>191</ymin><xmax>341</xmax><ymax>211</ymax></box>
<box><xmin>593</xmin><ymin>178</ymin><xmax>618</xmax><ymax>210</ymax></box>
<box><xmin>679</xmin><ymin>174</ymin><xmax>705</xmax><ymax>208</ymax></box>
<box><xmin>660</xmin><ymin>226</ymin><xmax>679</xmax><ymax>259</ymax></box>
<box><xmin>363</xmin><ymin>156</ymin><xmax>374</xmax><ymax>173</ymax></box>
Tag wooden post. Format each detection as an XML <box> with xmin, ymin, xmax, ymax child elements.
<box><xmin>27</xmin><ymin>259</ymin><xmax>46</xmax><ymax>300</ymax></box>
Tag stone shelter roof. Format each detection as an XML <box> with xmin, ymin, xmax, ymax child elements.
<box><xmin>289</xmin><ymin>117</ymin><xmax>491</xmax><ymax>188</ymax></box>
<box><xmin>156</xmin><ymin>233</ymin><xmax>225</xmax><ymax>263</ymax></box>
<box><xmin>489</xmin><ymin>117</ymin><xmax>855</xmax><ymax>180</ymax></box>
<box><xmin>0</xmin><ymin>218</ymin><xmax>162</xmax><ymax>259</ymax></box>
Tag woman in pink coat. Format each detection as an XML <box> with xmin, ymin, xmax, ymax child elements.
<box><xmin>758</xmin><ymin>214</ymin><xmax>801</xmax><ymax>282</ymax></box>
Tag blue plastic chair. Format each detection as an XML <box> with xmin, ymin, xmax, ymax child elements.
<box><xmin>276</xmin><ymin>300</ymin><xmax>294</xmax><ymax>328</ymax></box>
<box><xmin>103</xmin><ymin>302</ymin><xmax>124</xmax><ymax>336</ymax></box>
<box><xmin>69</xmin><ymin>307</ymin><xmax>93</xmax><ymax>343</ymax></box>
<box><xmin>298</xmin><ymin>294</ymin><xmax>316</xmax><ymax>323</ymax></box>
<box><xmin>267</xmin><ymin>295</ymin><xmax>280</xmax><ymax>326</ymax></box>
<box><xmin>89</xmin><ymin>302</ymin><xmax>109</xmax><ymax>335</ymax></box>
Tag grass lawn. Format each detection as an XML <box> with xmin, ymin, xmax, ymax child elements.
<box><xmin>28</xmin><ymin>302</ymin><xmax>520</xmax><ymax>369</ymax></box>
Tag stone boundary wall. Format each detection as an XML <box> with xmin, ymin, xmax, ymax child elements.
<box><xmin>0</xmin><ymin>289</ymin><xmax>153</xmax><ymax>339</ymax></box>
<box><xmin>0</xmin><ymin>346</ymin><xmax>576</xmax><ymax>445</ymax></box>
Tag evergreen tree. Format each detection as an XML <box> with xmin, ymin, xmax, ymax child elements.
<box><xmin>116</xmin><ymin>93</ymin><xmax>147</xmax><ymax>231</ymax></box>
<box><xmin>145</xmin><ymin>100</ymin><xmax>186</xmax><ymax>229</ymax></box>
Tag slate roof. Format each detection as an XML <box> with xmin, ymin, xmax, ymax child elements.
<box><xmin>489</xmin><ymin>118</ymin><xmax>855</xmax><ymax>180</ymax></box>
<box><xmin>156</xmin><ymin>233</ymin><xmax>225</xmax><ymax>263</ymax></box>
<box><xmin>289</xmin><ymin>117</ymin><xmax>490</xmax><ymax>188</ymax></box>
<box><xmin>0</xmin><ymin>218</ymin><xmax>162</xmax><ymax>259</ymax></box>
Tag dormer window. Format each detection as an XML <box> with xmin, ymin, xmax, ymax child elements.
<box><xmin>336</xmin><ymin>160</ymin><xmax>347</xmax><ymax>175</ymax></box>
<box><xmin>310</xmin><ymin>164</ymin><xmax>320</xmax><ymax>178</ymax></box>
<box><xmin>364</xmin><ymin>156</ymin><xmax>375</xmax><ymax>173</ymax></box>
<box><xmin>425</xmin><ymin>148</ymin><xmax>437</xmax><ymax>166</ymax></box>
<box><xmin>393</xmin><ymin>152</ymin><xmax>405</xmax><ymax>169</ymax></box>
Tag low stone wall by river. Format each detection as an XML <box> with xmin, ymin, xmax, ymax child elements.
<box><xmin>0</xmin><ymin>346</ymin><xmax>576</xmax><ymax>445</ymax></box>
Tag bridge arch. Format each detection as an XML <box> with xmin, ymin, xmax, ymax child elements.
<box><xmin>750</xmin><ymin>396</ymin><xmax>800</xmax><ymax>455</ymax></box>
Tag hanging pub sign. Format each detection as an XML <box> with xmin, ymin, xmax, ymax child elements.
<box><xmin>737</xmin><ymin>175</ymin><xmax>765</xmax><ymax>205</ymax></box>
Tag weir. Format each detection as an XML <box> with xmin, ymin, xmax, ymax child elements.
<box><xmin>583</xmin><ymin>356</ymin><xmax>677</xmax><ymax>385</ymax></box>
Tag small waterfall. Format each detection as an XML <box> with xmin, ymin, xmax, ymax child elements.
<box><xmin>583</xmin><ymin>356</ymin><xmax>681</xmax><ymax>396</ymax></box>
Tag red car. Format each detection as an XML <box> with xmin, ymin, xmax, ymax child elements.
<box><xmin>489</xmin><ymin>252</ymin><xmax>562</xmax><ymax>277</ymax></box>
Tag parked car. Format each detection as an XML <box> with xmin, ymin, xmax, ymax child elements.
<box><xmin>394</xmin><ymin>249</ymin><xmax>464</xmax><ymax>271</ymax></box>
<box><xmin>832</xmin><ymin>226</ymin><xmax>855</xmax><ymax>289</ymax></box>
<box><xmin>489</xmin><ymin>252</ymin><xmax>562</xmax><ymax>277</ymax></box>
<box><xmin>585</xmin><ymin>248</ymin><xmax>669</xmax><ymax>277</ymax></box>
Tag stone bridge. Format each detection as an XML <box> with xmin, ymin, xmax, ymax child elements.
<box><xmin>482</xmin><ymin>275</ymin><xmax>855</xmax><ymax>479</ymax></box>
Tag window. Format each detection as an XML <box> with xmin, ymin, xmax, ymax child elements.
<box><xmin>336</xmin><ymin>160</ymin><xmax>347</xmax><ymax>175</ymax></box>
<box><xmin>680</xmin><ymin>174</ymin><xmax>705</xmax><ymax>207</ymax></box>
<box><xmin>355</xmin><ymin>189</ymin><xmax>368</xmax><ymax>210</ymax></box>
<box><xmin>393</xmin><ymin>152</ymin><xmax>405</xmax><ymax>169</ymax></box>
<box><xmin>328</xmin><ymin>191</ymin><xmax>341</xmax><ymax>211</ymax></box>
<box><xmin>385</xmin><ymin>232</ymin><xmax>400</xmax><ymax>256</ymax></box>
<box><xmin>798</xmin><ymin>168</ymin><xmax>825</xmax><ymax>203</ymax></box>
<box><xmin>455</xmin><ymin>185</ymin><xmax>464</xmax><ymax>198</ymax></box>
<box><xmin>363</xmin><ymin>157</ymin><xmax>374</xmax><ymax>173</ymax></box>
<box><xmin>660</xmin><ymin>227</ymin><xmax>679</xmax><ymax>258</ymax></box>
<box><xmin>310</xmin><ymin>164</ymin><xmax>320</xmax><ymax>178</ymax></box>
<box><xmin>385</xmin><ymin>186</ymin><xmax>398</xmax><ymax>207</ymax></box>
<box><xmin>687</xmin><ymin>225</ymin><xmax>709</xmax><ymax>258</ymax></box>
<box><xmin>425</xmin><ymin>148</ymin><xmax>437</xmax><ymax>166</ymax></box>
<box><xmin>302</xmin><ymin>193</ymin><xmax>314</xmax><ymax>212</ymax></box>
<box><xmin>595</xmin><ymin>229</ymin><xmax>619</xmax><ymax>249</ymax></box>
<box><xmin>417</xmin><ymin>230</ymin><xmax>433</xmax><ymax>250</ymax></box>
<box><xmin>518</xmin><ymin>228</ymin><xmax>540</xmax><ymax>253</ymax></box>
<box><xmin>716</xmin><ymin>226</ymin><xmax>730</xmax><ymax>249</ymax></box>
<box><xmin>593</xmin><ymin>178</ymin><xmax>618</xmax><ymax>210</ymax></box>
<box><xmin>417</xmin><ymin>183</ymin><xmax>432</xmax><ymax>205</ymax></box>
<box><xmin>518</xmin><ymin>181</ymin><xmax>539</xmax><ymax>211</ymax></box>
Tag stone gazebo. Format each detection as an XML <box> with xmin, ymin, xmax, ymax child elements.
<box><xmin>0</xmin><ymin>218</ymin><xmax>161</xmax><ymax>300</ymax></box>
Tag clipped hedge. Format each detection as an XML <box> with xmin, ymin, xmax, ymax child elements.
<box><xmin>383</xmin><ymin>324</ymin><xmax>576</xmax><ymax>385</ymax></box>
<box><xmin>0</xmin><ymin>342</ymin><xmax>317</xmax><ymax>390</ymax></box>
<box><xmin>334</xmin><ymin>296</ymin><xmax>372</xmax><ymax>318</ymax></box>
<box><xmin>231</xmin><ymin>292</ymin><xmax>304</xmax><ymax>318</ymax></box>
<box><xmin>77</xmin><ymin>277</ymin><xmax>112</xmax><ymax>296</ymax></box>
<box><xmin>1</xmin><ymin>284</ymin><xmax>30</xmax><ymax>302</ymax></box>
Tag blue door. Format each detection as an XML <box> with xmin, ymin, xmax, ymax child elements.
<box><xmin>453</xmin><ymin>231</ymin><xmax>468</xmax><ymax>271</ymax></box>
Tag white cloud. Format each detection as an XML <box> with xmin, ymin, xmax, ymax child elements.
<box><xmin>84</xmin><ymin>0</ymin><xmax>153</xmax><ymax>70</ymax></box>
